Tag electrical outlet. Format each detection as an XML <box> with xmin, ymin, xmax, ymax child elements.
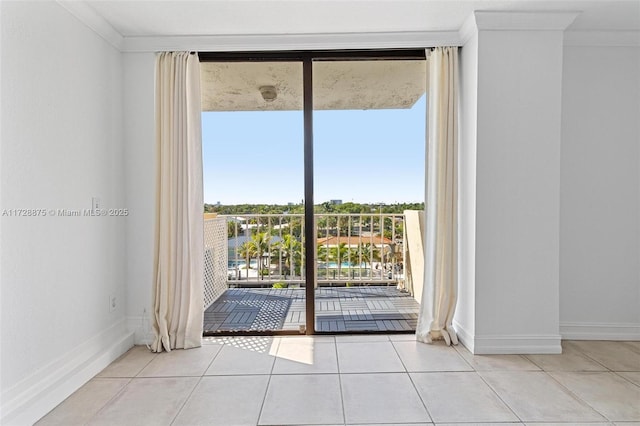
<box><xmin>109</xmin><ymin>295</ymin><xmax>117</xmax><ymax>312</ymax></box>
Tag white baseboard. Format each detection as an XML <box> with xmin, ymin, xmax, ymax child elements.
<box><xmin>453</xmin><ymin>327</ymin><xmax>562</xmax><ymax>354</ymax></box>
<box><xmin>127</xmin><ymin>314</ymin><xmax>154</xmax><ymax>346</ymax></box>
<box><xmin>560</xmin><ymin>322</ymin><xmax>640</xmax><ymax>341</ymax></box>
<box><xmin>1</xmin><ymin>319</ymin><xmax>134</xmax><ymax>426</ymax></box>
<box><xmin>453</xmin><ymin>320</ymin><xmax>562</xmax><ymax>354</ymax></box>
<box><xmin>453</xmin><ymin>320</ymin><xmax>475</xmax><ymax>353</ymax></box>
<box><xmin>473</xmin><ymin>334</ymin><xmax>562</xmax><ymax>354</ymax></box>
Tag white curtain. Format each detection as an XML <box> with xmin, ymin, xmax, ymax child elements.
<box><xmin>152</xmin><ymin>51</ymin><xmax>204</xmax><ymax>352</ymax></box>
<box><xmin>416</xmin><ymin>46</ymin><xmax>459</xmax><ymax>346</ymax></box>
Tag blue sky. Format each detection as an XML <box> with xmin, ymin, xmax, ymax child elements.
<box><xmin>202</xmin><ymin>94</ymin><xmax>426</xmax><ymax>205</ymax></box>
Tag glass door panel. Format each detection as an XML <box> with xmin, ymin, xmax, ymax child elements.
<box><xmin>201</xmin><ymin>61</ymin><xmax>305</xmax><ymax>334</ymax></box>
<box><xmin>312</xmin><ymin>59</ymin><xmax>427</xmax><ymax>333</ymax></box>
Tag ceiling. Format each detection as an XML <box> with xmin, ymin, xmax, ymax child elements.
<box><xmin>69</xmin><ymin>0</ymin><xmax>637</xmax><ymax>112</ymax></box>
<box><xmin>80</xmin><ymin>1</ymin><xmax>640</xmax><ymax>37</ymax></box>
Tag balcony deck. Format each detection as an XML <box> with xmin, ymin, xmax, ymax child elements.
<box><xmin>204</xmin><ymin>286</ymin><xmax>419</xmax><ymax>333</ymax></box>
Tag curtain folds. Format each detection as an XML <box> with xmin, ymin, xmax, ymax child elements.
<box><xmin>152</xmin><ymin>51</ymin><xmax>204</xmax><ymax>352</ymax></box>
<box><xmin>416</xmin><ymin>46</ymin><xmax>459</xmax><ymax>346</ymax></box>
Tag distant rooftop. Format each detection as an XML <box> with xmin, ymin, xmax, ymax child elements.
<box><xmin>317</xmin><ymin>235</ymin><xmax>393</xmax><ymax>246</ymax></box>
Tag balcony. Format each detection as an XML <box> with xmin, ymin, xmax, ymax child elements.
<box><xmin>203</xmin><ymin>212</ymin><xmax>422</xmax><ymax>333</ymax></box>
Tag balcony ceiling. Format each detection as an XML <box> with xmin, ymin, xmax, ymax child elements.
<box><xmin>82</xmin><ymin>1</ymin><xmax>639</xmax><ymax>37</ymax></box>
<box><xmin>201</xmin><ymin>60</ymin><xmax>427</xmax><ymax>111</ymax></box>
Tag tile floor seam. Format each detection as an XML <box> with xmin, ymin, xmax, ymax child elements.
<box><xmin>613</xmin><ymin>371</ymin><xmax>640</xmax><ymax>388</ymax></box>
<box><xmin>258</xmin><ymin>373</ymin><xmax>344</xmax><ymax>425</ymax></box>
<box><xmin>81</xmin><ymin>377</ymin><xmax>133</xmax><ymax>426</ymax></box>
<box><xmin>473</xmin><ymin>370</ymin><xmax>525</xmax><ymax>424</ymax></box>
<box><xmin>452</xmin><ymin>343</ymin><xmax>477</xmax><ymax>371</ymax></box>
<box><xmin>568</xmin><ymin>342</ymin><xmax>617</xmax><ymax>372</ymax></box>
<box><xmin>332</xmin><ymin>336</ymin><xmax>348</xmax><ymax>425</ymax></box>
<box><xmin>522</xmin><ymin>353</ymin><xmax>545</xmax><ymax>371</ymax></box>
<box><xmin>562</xmin><ymin>370</ymin><xmax>640</xmax><ymax>422</ymax></box>
<box><xmin>541</xmin><ymin>370</ymin><xmax>613</xmax><ymax>423</ymax></box>
<box><xmin>623</xmin><ymin>341</ymin><xmax>640</xmax><ymax>355</ymax></box>
<box><xmin>134</xmin><ymin>346</ymin><xmax>160</xmax><ymax>378</ymax></box>
<box><xmin>115</xmin><ymin>374</ymin><xmax>206</xmax><ymax>379</ymax></box>
<box><xmin>339</xmin><ymin>370</ymin><xmax>419</xmax><ymax>376</ymax></box>
<box><xmin>336</xmin><ymin>371</ymin><xmax>348</xmax><ymax>425</ymax></box>
<box><xmin>268</xmin><ymin>337</ymin><xmax>280</xmax><ymax>375</ymax></box>
<box><xmin>168</xmin><ymin>375</ymin><xmax>204</xmax><ymax>426</ymax></box>
<box><xmin>389</xmin><ymin>340</ymin><xmax>409</xmax><ymax>373</ymax></box>
<box><xmin>405</xmin><ymin>370</ymin><xmax>435</xmax><ymax>423</ymax></box>
<box><xmin>255</xmin><ymin>339</ymin><xmax>279</xmax><ymax>426</ymax></box>
<box><xmin>202</xmin><ymin>341</ymin><xmax>224</xmax><ymax>374</ymax></box>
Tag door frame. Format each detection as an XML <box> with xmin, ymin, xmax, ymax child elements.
<box><xmin>200</xmin><ymin>49</ymin><xmax>426</xmax><ymax>335</ymax></box>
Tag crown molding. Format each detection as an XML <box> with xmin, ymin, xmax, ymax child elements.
<box><xmin>57</xmin><ymin>0</ymin><xmax>124</xmax><ymax>50</ymax></box>
<box><xmin>458</xmin><ymin>13</ymin><xmax>479</xmax><ymax>45</ymax></box>
<box><xmin>121</xmin><ymin>31</ymin><xmax>463</xmax><ymax>53</ymax></box>
<box><xmin>564</xmin><ymin>30</ymin><xmax>640</xmax><ymax>46</ymax></box>
<box><xmin>474</xmin><ymin>10</ymin><xmax>580</xmax><ymax>31</ymax></box>
<box><xmin>58</xmin><ymin>3</ymin><xmax>636</xmax><ymax>53</ymax></box>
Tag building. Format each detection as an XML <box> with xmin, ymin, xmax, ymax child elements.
<box><xmin>1</xmin><ymin>1</ymin><xmax>638</xmax><ymax>424</ymax></box>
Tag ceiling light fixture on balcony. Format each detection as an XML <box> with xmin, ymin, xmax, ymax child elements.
<box><xmin>259</xmin><ymin>85</ymin><xmax>277</xmax><ymax>102</ymax></box>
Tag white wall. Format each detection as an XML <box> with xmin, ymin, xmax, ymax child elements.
<box><xmin>475</xmin><ymin>29</ymin><xmax>564</xmax><ymax>353</ymax></box>
<box><xmin>0</xmin><ymin>2</ymin><xmax>132</xmax><ymax>423</ymax></box>
<box><xmin>559</xmin><ymin>45</ymin><xmax>640</xmax><ymax>339</ymax></box>
<box><xmin>463</xmin><ymin>12</ymin><xmax>572</xmax><ymax>353</ymax></box>
<box><xmin>122</xmin><ymin>52</ymin><xmax>156</xmax><ymax>344</ymax></box>
<box><xmin>457</xmin><ymin>13</ymin><xmax>639</xmax><ymax>351</ymax></box>
<box><xmin>455</xmin><ymin>27</ymin><xmax>478</xmax><ymax>351</ymax></box>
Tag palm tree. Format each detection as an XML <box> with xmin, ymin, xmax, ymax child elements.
<box><xmin>337</xmin><ymin>216</ymin><xmax>350</xmax><ymax>236</ymax></box>
<box><xmin>238</xmin><ymin>241</ymin><xmax>256</xmax><ymax>279</ymax></box>
<box><xmin>317</xmin><ymin>244</ymin><xmax>329</xmax><ymax>263</ymax></box>
<box><xmin>358</xmin><ymin>243</ymin><xmax>380</xmax><ymax>275</ymax></box>
<box><xmin>317</xmin><ymin>244</ymin><xmax>329</xmax><ymax>279</ymax></box>
<box><xmin>252</xmin><ymin>232</ymin><xmax>272</xmax><ymax>278</ymax></box>
<box><xmin>275</xmin><ymin>234</ymin><xmax>301</xmax><ymax>276</ymax></box>
<box><xmin>239</xmin><ymin>232</ymin><xmax>272</xmax><ymax>279</ymax></box>
<box><xmin>330</xmin><ymin>242</ymin><xmax>349</xmax><ymax>278</ymax></box>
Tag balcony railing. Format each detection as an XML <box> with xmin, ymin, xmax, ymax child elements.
<box><xmin>204</xmin><ymin>213</ymin><xmax>408</xmax><ymax>307</ymax></box>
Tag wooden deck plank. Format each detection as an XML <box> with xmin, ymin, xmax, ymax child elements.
<box><xmin>203</xmin><ymin>287</ymin><xmax>419</xmax><ymax>334</ymax></box>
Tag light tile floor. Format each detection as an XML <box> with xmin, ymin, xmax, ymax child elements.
<box><xmin>36</xmin><ymin>338</ymin><xmax>640</xmax><ymax>426</ymax></box>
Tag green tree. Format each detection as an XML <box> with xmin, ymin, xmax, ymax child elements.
<box><xmin>274</xmin><ymin>234</ymin><xmax>302</xmax><ymax>276</ymax></box>
<box><xmin>239</xmin><ymin>232</ymin><xmax>272</xmax><ymax>279</ymax></box>
<box><xmin>316</xmin><ymin>244</ymin><xmax>330</xmax><ymax>279</ymax></box>
<box><xmin>357</xmin><ymin>243</ymin><xmax>380</xmax><ymax>274</ymax></box>
<box><xmin>251</xmin><ymin>232</ymin><xmax>272</xmax><ymax>270</ymax></box>
<box><xmin>329</xmin><ymin>242</ymin><xmax>349</xmax><ymax>278</ymax></box>
<box><xmin>227</xmin><ymin>221</ymin><xmax>239</xmax><ymax>238</ymax></box>
<box><xmin>337</xmin><ymin>216</ymin><xmax>350</xmax><ymax>235</ymax></box>
<box><xmin>317</xmin><ymin>244</ymin><xmax>329</xmax><ymax>262</ymax></box>
<box><xmin>206</xmin><ymin>202</ymin><xmax>424</xmax><ymax>216</ymax></box>
<box><xmin>238</xmin><ymin>240</ymin><xmax>256</xmax><ymax>280</ymax></box>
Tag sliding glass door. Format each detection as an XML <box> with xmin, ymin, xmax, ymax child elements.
<box><xmin>312</xmin><ymin>58</ymin><xmax>426</xmax><ymax>333</ymax></box>
<box><xmin>201</xmin><ymin>61</ymin><xmax>305</xmax><ymax>334</ymax></box>
<box><xmin>200</xmin><ymin>51</ymin><xmax>426</xmax><ymax>335</ymax></box>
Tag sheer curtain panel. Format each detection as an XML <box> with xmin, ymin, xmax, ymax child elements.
<box><xmin>152</xmin><ymin>51</ymin><xmax>204</xmax><ymax>352</ymax></box>
<box><xmin>416</xmin><ymin>47</ymin><xmax>459</xmax><ymax>346</ymax></box>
